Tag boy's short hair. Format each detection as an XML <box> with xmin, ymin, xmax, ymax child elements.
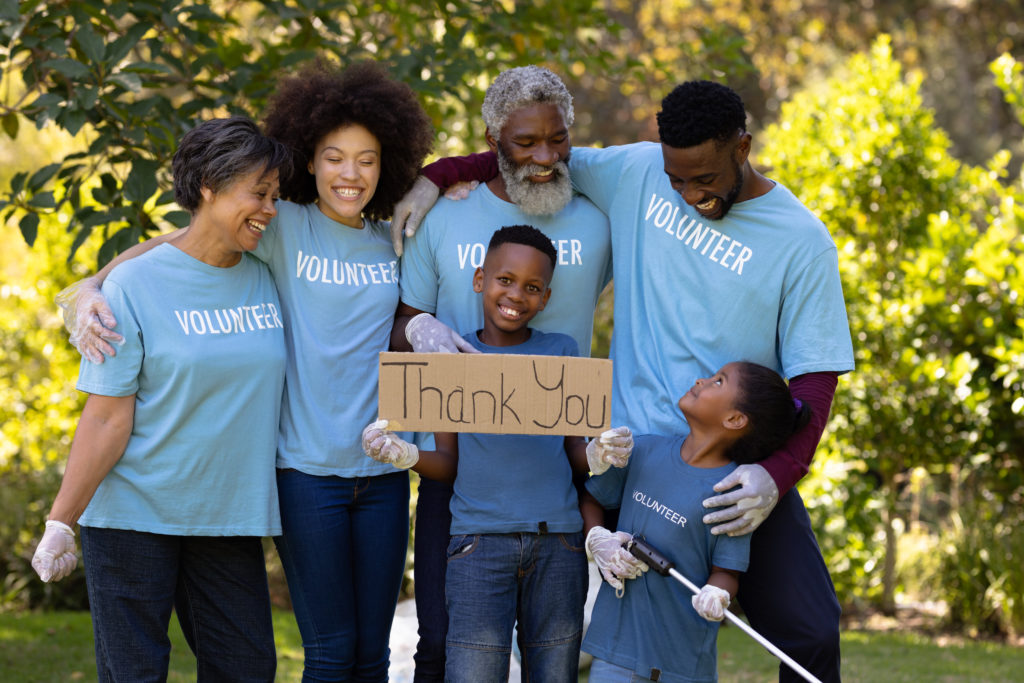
<box><xmin>487</xmin><ymin>225</ymin><xmax>557</xmax><ymax>271</ymax></box>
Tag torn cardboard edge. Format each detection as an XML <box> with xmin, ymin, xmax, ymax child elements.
<box><xmin>378</xmin><ymin>352</ymin><xmax>612</xmax><ymax>437</ymax></box>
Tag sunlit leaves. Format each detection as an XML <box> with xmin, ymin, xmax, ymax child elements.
<box><xmin>0</xmin><ymin>0</ymin><xmax>635</xmax><ymax>267</ymax></box>
<box><xmin>764</xmin><ymin>37</ymin><xmax>1024</xmax><ymax>627</ymax></box>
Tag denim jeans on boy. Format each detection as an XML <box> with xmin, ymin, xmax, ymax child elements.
<box><xmin>80</xmin><ymin>526</ymin><xmax>276</xmax><ymax>682</ymax></box>
<box><xmin>275</xmin><ymin>468</ymin><xmax>410</xmax><ymax>682</ymax></box>
<box><xmin>444</xmin><ymin>531</ymin><xmax>587</xmax><ymax>682</ymax></box>
<box><xmin>588</xmin><ymin>657</ymin><xmax>662</xmax><ymax>683</ymax></box>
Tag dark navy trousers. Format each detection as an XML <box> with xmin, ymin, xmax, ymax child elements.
<box><xmin>737</xmin><ymin>488</ymin><xmax>842</xmax><ymax>683</ymax></box>
<box><xmin>411</xmin><ymin>477</ymin><xmax>453</xmax><ymax>682</ymax></box>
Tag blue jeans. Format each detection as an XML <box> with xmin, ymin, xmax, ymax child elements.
<box><xmin>444</xmin><ymin>532</ymin><xmax>587</xmax><ymax>683</ymax></box>
<box><xmin>80</xmin><ymin>526</ymin><xmax>275</xmax><ymax>682</ymax></box>
<box><xmin>738</xmin><ymin>489</ymin><xmax>842</xmax><ymax>683</ymax></box>
<box><xmin>588</xmin><ymin>658</ymin><xmax>660</xmax><ymax>682</ymax></box>
<box><xmin>275</xmin><ymin>468</ymin><xmax>410</xmax><ymax>682</ymax></box>
<box><xmin>412</xmin><ymin>477</ymin><xmax>453</xmax><ymax>682</ymax></box>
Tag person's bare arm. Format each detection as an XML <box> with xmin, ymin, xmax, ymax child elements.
<box><xmin>411</xmin><ymin>432</ymin><xmax>459</xmax><ymax>484</ymax></box>
<box><xmin>391</xmin><ymin>302</ymin><xmax>427</xmax><ymax>352</ymax></box>
<box><xmin>565</xmin><ymin>435</ymin><xmax>589</xmax><ymax>477</ymax></box>
<box><xmin>707</xmin><ymin>566</ymin><xmax>740</xmax><ymax>599</ymax></box>
<box><xmin>97</xmin><ymin>228</ymin><xmax>186</xmax><ymax>283</ymax></box>
<box><xmin>579</xmin><ymin>489</ymin><xmax>605</xmax><ymax>534</ymax></box>
<box><xmin>47</xmin><ymin>393</ymin><xmax>136</xmax><ymax>526</ymax></box>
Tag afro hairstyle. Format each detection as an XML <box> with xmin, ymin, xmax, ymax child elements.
<box><xmin>262</xmin><ymin>59</ymin><xmax>434</xmax><ymax>220</ymax></box>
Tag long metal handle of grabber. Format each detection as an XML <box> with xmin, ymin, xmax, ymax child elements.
<box><xmin>627</xmin><ymin>538</ymin><xmax>824</xmax><ymax>683</ymax></box>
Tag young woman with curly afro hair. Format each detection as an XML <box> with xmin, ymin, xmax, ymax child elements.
<box><xmin>255</xmin><ymin>59</ymin><xmax>434</xmax><ymax>681</ymax></box>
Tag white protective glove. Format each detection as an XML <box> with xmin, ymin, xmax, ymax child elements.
<box><xmin>55</xmin><ymin>276</ymin><xmax>123</xmax><ymax>364</ymax></box>
<box><xmin>390</xmin><ymin>176</ymin><xmax>440</xmax><ymax>257</ymax></box>
<box><xmin>702</xmin><ymin>463</ymin><xmax>780</xmax><ymax>536</ymax></box>
<box><xmin>31</xmin><ymin>520</ymin><xmax>78</xmax><ymax>583</ymax></box>
<box><xmin>692</xmin><ymin>584</ymin><xmax>731</xmax><ymax>621</ymax></box>
<box><xmin>444</xmin><ymin>180</ymin><xmax>479</xmax><ymax>201</ymax></box>
<box><xmin>585</xmin><ymin>526</ymin><xmax>649</xmax><ymax>597</ymax></box>
<box><xmin>586</xmin><ymin>426</ymin><xmax>633</xmax><ymax>475</ymax></box>
<box><xmin>361</xmin><ymin>419</ymin><xmax>420</xmax><ymax>469</ymax></box>
<box><xmin>405</xmin><ymin>313</ymin><xmax>480</xmax><ymax>354</ymax></box>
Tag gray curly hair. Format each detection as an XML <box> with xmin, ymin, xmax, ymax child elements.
<box><xmin>482</xmin><ymin>66</ymin><xmax>574</xmax><ymax>137</ymax></box>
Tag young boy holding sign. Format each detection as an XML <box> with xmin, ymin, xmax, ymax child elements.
<box><xmin>363</xmin><ymin>224</ymin><xmax>625</xmax><ymax>682</ymax></box>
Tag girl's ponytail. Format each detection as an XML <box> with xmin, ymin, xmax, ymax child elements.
<box><xmin>725</xmin><ymin>363</ymin><xmax>813</xmax><ymax>464</ymax></box>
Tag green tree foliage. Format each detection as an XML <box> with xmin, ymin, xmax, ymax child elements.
<box><xmin>0</xmin><ymin>119</ymin><xmax>92</xmax><ymax>610</ymax></box>
<box><xmin>0</xmin><ymin>0</ymin><xmax>642</xmax><ymax>267</ymax></box>
<box><xmin>933</xmin><ymin>53</ymin><xmax>1024</xmax><ymax>640</ymax></box>
<box><xmin>762</xmin><ymin>37</ymin><xmax>1024</xmax><ymax>635</ymax></box>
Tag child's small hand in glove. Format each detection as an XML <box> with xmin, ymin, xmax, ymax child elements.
<box><xmin>585</xmin><ymin>526</ymin><xmax>649</xmax><ymax>597</ymax></box>
<box><xmin>692</xmin><ymin>584</ymin><xmax>731</xmax><ymax>621</ymax></box>
<box><xmin>586</xmin><ymin>426</ymin><xmax>633</xmax><ymax>475</ymax></box>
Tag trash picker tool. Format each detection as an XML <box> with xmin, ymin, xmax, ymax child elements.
<box><xmin>626</xmin><ymin>537</ymin><xmax>824</xmax><ymax>683</ymax></box>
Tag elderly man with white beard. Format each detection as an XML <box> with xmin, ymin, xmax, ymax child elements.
<box><xmin>389</xmin><ymin>65</ymin><xmax>613</xmax><ymax>682</ymax></box>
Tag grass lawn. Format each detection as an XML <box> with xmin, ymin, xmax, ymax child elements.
<box><xmin>2</xmin><ymin>609</ymin><xmax>1023</xmax><ymax>681</ymax></box>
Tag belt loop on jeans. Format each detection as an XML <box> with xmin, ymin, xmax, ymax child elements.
<box><xmin>537</xmin><ymin>521</ymin><xmax>548</xmax><ymax>534</ymax></box>
<box><xmin>650</xmin><ymin>668</ymin><xmax>661</xmax><ymax>681</ymax></box>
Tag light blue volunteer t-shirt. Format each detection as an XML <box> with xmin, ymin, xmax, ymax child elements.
<box><xmin>77</xmin><ymin>244</ymin><xmax>286</xmax><ymax>536</ymax></box>
<box><xmin>400</xmin><ymin>182</ymin><xmax>612</xmax><ymax>358</ymax></box>
<box><xmin>568</xmin><ymin>143</ymin><xmax>855</xmax><ymax>435</ymax></box>
<box><xmin>252</xmin><ymin>201</ymin><xmax>401</xmax><ymax>477</ymax></box>
<box><xmin>584</xmin><ymin>434</ymin><xmax>749</xmax><ymax>683</ymax></box>
<box><xmin>449</xmin><ymin>329</ymin><xmax>583</xmax><ymax>536</ymax></box>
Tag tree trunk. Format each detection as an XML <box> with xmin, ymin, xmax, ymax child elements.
<box><xmin>881</xmin><ymin>479</ymin><xmax>898</xmax><ymax>616</ymax></box>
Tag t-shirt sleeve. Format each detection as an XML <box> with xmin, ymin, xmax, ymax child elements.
<box><xmin>398</xmin><ymin>218</ymin><xmax>441</xmax><ymax>314</ymax></box>
<box><xmin>779</xmin><ymin>246</ymin><xmax>855</xmax><ymax>378</ymax></box>
<box><xmin>585</xmin><ymin>465</ymin><xmax>629</xmax><ymax>510</ymax></box>
<box><xmin>710</xmin><ymin>528</ymin><xmax>751</xmax><ymax>573</ymax></box>
<box><xmin>567</xmin><ymin>145</ymin><xmax>631</xmax><ymax>215</ymax></box>
<box><xmin>75</xmin><ymin>279</ymin><xmax>143</xmax><ymax>397</ymax></box>
<box><xmin>421</xmin><ymin>152</ymin><xmax>498</xmax><ymax>189</ymax></box>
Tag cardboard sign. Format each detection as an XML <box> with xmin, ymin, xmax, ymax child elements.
<box><xmin>378</xmin><ymin>352</ymin><xmax>612</xmax><ymax>437</ymax></box>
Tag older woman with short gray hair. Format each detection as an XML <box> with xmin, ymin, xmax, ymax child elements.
<box><xmin>32</xmin><ymin>116</ymin><xmax>290</xmax><ymax>681</ymax></box>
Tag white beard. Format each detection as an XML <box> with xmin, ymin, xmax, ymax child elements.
<box><xmin>497</xmin><ymin>149</ymin><xmax>573</xmax><ymax>216</ymax></box>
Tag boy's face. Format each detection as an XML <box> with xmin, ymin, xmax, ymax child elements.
<box><xmin>473</xmin><ymin>242</ymin><xmax>553</xmax><ymax>344</ymax></box>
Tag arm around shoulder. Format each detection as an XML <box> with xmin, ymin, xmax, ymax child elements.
<box><xmin>759</xmin><ymin>371</ymin><xmax>838</xmax><ymax>496</ymax></box>
<box><xmin>59</xmin><ymin>228</ymin><xmax>187</xmax><ymax>363</ymax></box>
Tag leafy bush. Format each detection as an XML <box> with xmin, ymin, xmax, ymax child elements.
<box><xmin>763</xmin><ymin>37</ymin><xmax>1024</xmax><ymax>629</ymax></box>
<box><xmin>938</xmin><ymin>503</ymin><xmax>1024</xmax><ymax>639</ymax></box>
